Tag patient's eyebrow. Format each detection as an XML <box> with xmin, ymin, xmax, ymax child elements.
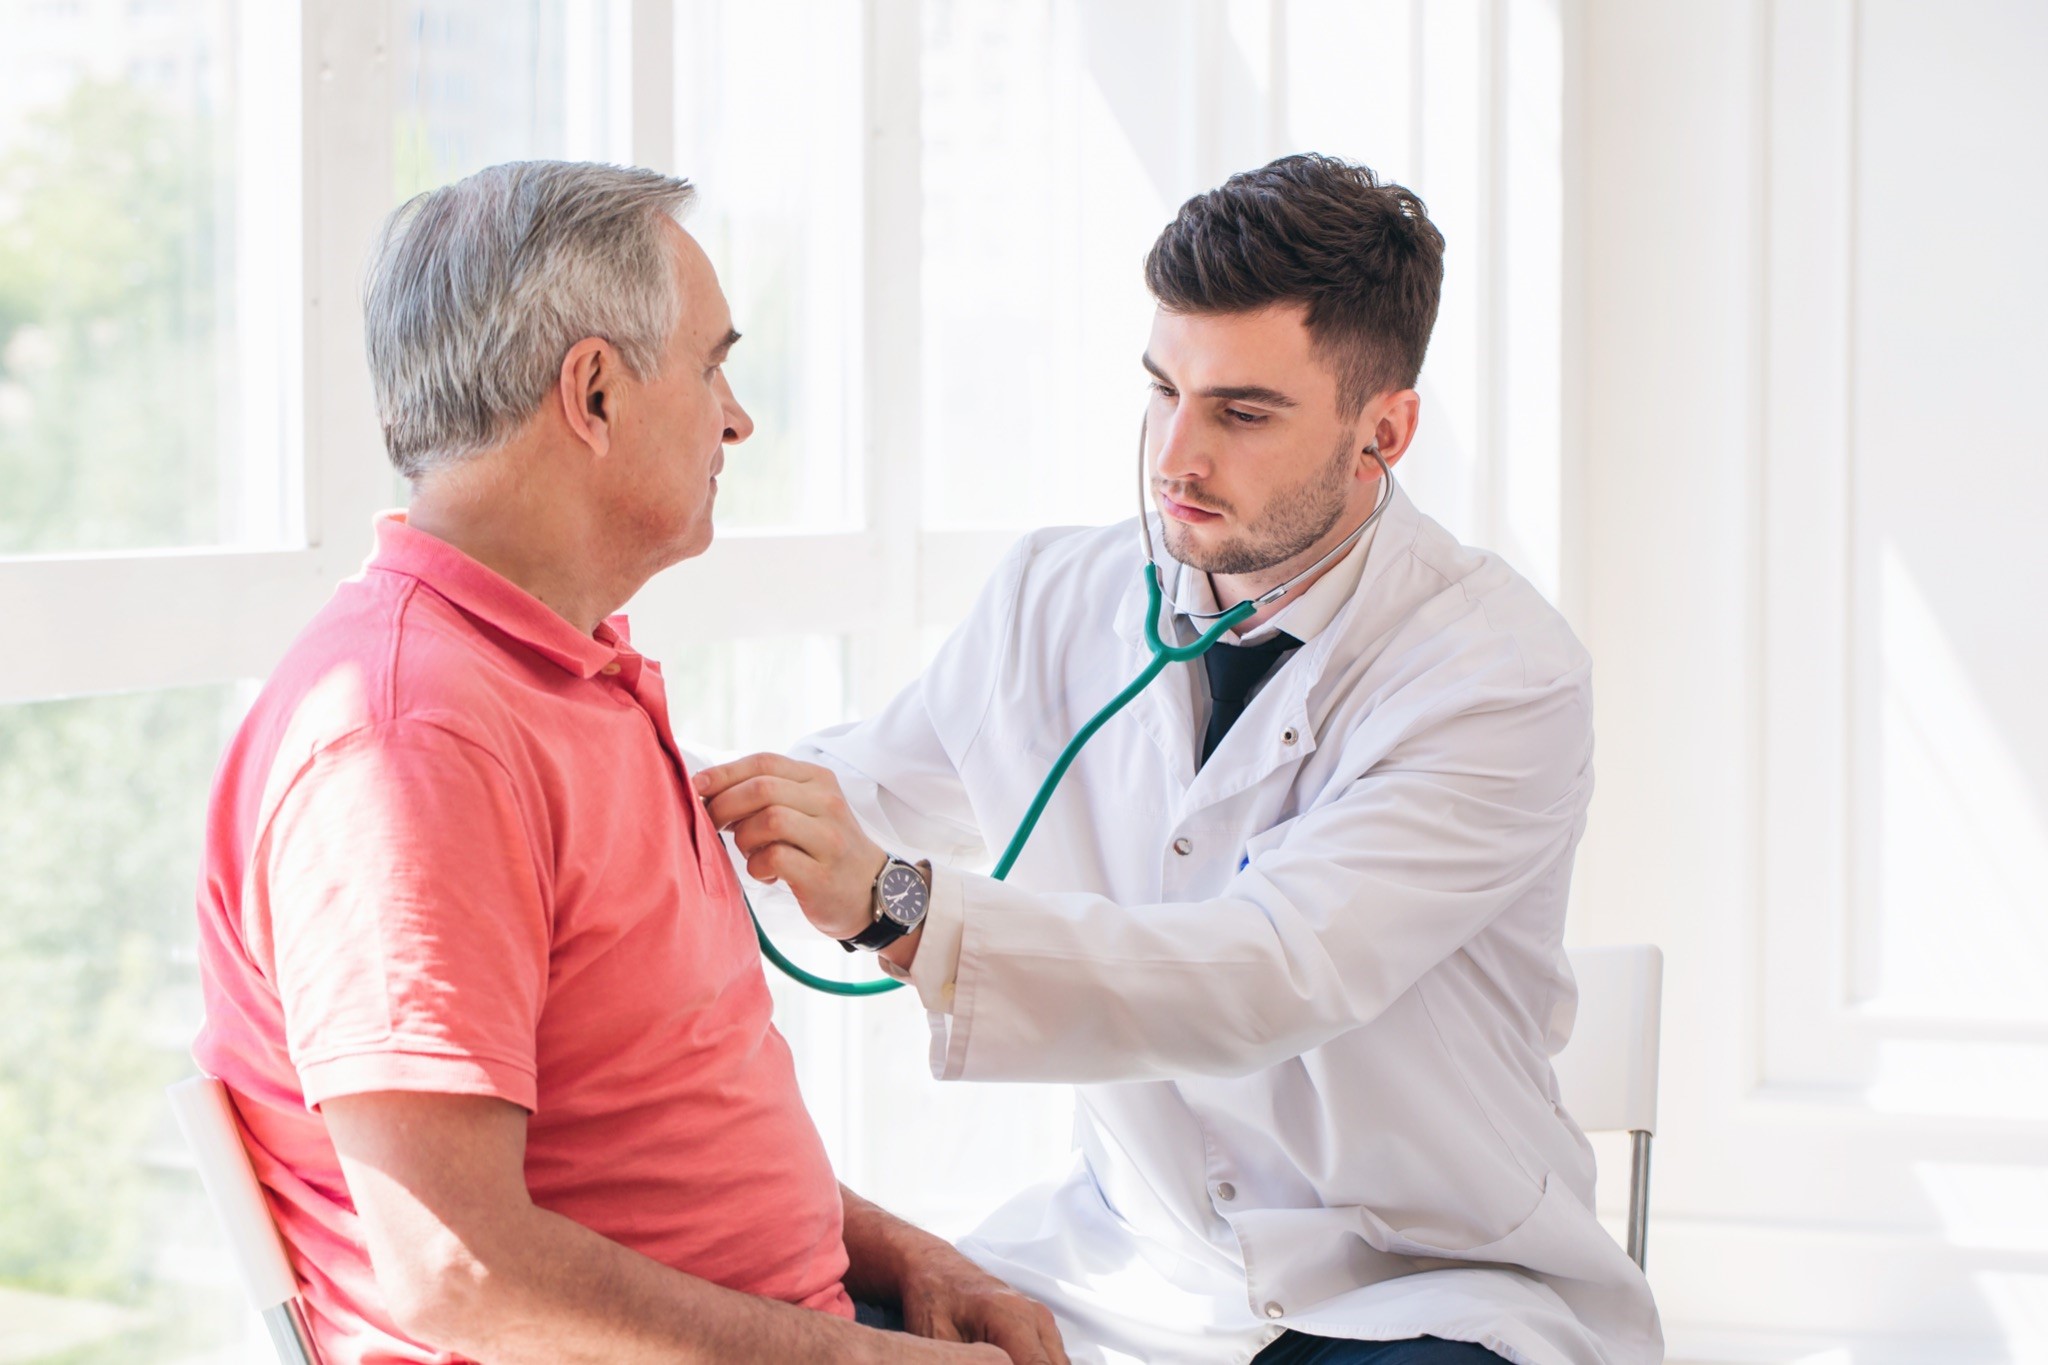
<box><xmin>1140</xmin><ymin>351</ymin><xmax>1297</xmax><ymax>408</ymax></box>
<box><xmin>709</xmin><ymin>328</ymin><xmax>741</xmax><ymax>364</ymax></box>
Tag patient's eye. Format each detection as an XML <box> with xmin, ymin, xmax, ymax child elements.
<box><xmin>1148</xmin><ymin>379</ymin><xmax>1177</xmax><ymax>400</ymax></box>
<box><xmin>1225</xmin><ymin>408</ymin><xmax>1265</xmax><ymax>426</ymax></box>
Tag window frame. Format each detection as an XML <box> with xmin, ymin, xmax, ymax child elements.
<box><xmin>0</xmin><ymin>0</ymin><xmax>1564</xmax><ymax>717</ymax></box>
<box><xmin>0</xmin><ymin>0</ymin><xmax>950</xmax><ymax>711</ymax></box>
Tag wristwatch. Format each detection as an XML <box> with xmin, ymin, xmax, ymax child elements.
<box><xmin>840</xmin><ymin>855</ymin><xmax>932</xmax><ymax>952</ymax></box>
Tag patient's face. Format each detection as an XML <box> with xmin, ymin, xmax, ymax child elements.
<box><xmin>602</xmin><ymin>223</ymin><xmax>753</xmax><ymax>569</ymax></box>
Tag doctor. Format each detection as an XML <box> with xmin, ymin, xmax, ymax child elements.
<box><xmin>697</xmin><ymin>154</ymin><xmax>1661</xmax><ymax>1365</ymax></box>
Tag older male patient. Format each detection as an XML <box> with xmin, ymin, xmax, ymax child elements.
<box><xmin>192</xmin><ymin>162</ymin><xmax>1064</xmax><ymax>1365</ymax></box>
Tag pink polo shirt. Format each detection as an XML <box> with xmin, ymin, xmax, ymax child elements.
<box><xmin>193</xmin><ymin>515</ymin><xmax>853</xmax><ymax>1364</ymax></box>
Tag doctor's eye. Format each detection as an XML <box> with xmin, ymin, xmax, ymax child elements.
<box><xmin>1147</xmin><ymin>380</ymin><xmax>1178</xmax><ymax>400</ymax></box>
<box><xmin>1225</xmin><ymin>408</ymin><xmax>1266</xmax><ymax>426</ymax></box>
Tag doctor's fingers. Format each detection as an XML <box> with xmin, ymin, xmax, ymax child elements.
<box><xmin>701</xmin><ymin>772</ymin><xmax>849</xmax><ymax>831</ymax></box>
<box><xmin>693</xmin><ymin>751</ymin><xmax>833</xmax><ymax>800</ymax></box>
<box><xmin>726</xmin><ymin>804</ymin><xmax>847</xmax><ymax>864</ymax></box>
<box><xmin>738</xmin><ymin>836</ymin><xmax>827</xmax><ymax>891</ymax></box>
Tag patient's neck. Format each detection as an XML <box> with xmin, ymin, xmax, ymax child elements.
<box><xmin>407</xmin><ymin>446</ymin><xmax>634</xmax><ymax>637</ymax></box>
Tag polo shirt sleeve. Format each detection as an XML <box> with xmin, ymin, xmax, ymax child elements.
<box><xmin>255</xmin><ymin>720</ymin><xmax>551</xmax><ymax>1112</ymax></box>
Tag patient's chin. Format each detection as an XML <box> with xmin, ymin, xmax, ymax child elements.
<box><xmin>671</xmin><ymin>517</ymin><xmax>716</xmax><ymax>565</ymax></box>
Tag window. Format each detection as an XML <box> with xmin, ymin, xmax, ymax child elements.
<box><xmin>0</xmin><ymin>685</ymin><xmax>249</xmax><ymax>1360</ymax></box>
<box><xmin>394</xmin><ymin>0</ymin><xmax>634</xmax><ymax>196</ymax></box>
<box><xmin>918</xmin><ymin>0</ymin><xmax>1187</xmax><ymax>531</ymax></box>
<box><xmin>0</xmin><ymin>0</ymin><xmax>299</xmax><ymax>556</ymax></box>
<box><xmin>675</xmin><ymin>0</ymin><xmax>864</xmax><ymax>530</ymax></box>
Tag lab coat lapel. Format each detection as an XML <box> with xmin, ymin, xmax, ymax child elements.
<box><xmin>1179</xmin><ymin>485</ymin><xmax>1427</xmax><ymax>814</ymax></box>
<box><xmin>1181</xmin><ymin>644</ymin><xmax>1320</xmax><ymax>813</ymax></box>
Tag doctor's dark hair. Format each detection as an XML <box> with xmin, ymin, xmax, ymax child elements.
<box><xmin>1144</xmin><ymin>153</ymin><xmax>1445</xmax><ymax>419</ymax></box>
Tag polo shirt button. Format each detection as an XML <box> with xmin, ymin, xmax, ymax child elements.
<box><xmin>1215</xmin><ymin>1181</ymin><xmax>1236</xmax><ymax>1201</ymax></box>
<box><xmin>1172</xmin><ymin>837</ymin><xmax>1193</xmax><ymax>856</ymax></box>
<box><xmin>1264</xmin><ymin>1302</ymin><xmax>1285</xmax><ymax>1320</ymax></box>
<box><xmin>600</xmin><ymin>662</ymin><xmax>621</xmax><ymax>676</ymax></box>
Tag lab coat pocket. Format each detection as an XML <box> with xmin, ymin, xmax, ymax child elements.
<box><xmin>1367</xmin><ymin>1174</ymin><xmax>1663</xmax><ymax>1355</ymax></box>
<box><xmin>1363</xmin><ymin>1174</ymin><xmax>1558</xmax><ymax>1269</ymax></box>
<box><xmin>1261</xmin><ymin>1174</ymin><xmax>1662</xmax><ymax>1361</ymax></box>
<box><xmin>1371</xmin><ymin>1172</ymin><xmax>1642</xmax><ymax>1290</ymax></box>
<box><xmin>1222</xmin><ymin>1174</ymin><xmax>1573</xmax><ymax>1312</ymax></box>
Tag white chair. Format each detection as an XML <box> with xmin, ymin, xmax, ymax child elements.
<box><xmin>167</xmin><ymin>1075</ymin><xmax>324</xmax><ymax>1365</ymax></box>
<box><xmin>1553</xmin><ymin>945</ymin><xmax>1664</xmax><ymax>1271</ymax></box>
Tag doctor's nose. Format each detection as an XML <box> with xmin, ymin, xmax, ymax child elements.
<box><xmin>1150</xmin><ymin>410</ymin><xmax>1211</xmax><ymax>483</ymax></box>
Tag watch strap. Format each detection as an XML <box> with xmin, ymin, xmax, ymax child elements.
<box><xmin>838</xmin><ymin>858</ymin><xmax>931</xmax><ymax>953</ymax></box>
<box><xmin>840</xmin><ymin>911</ymin><xmax>910</xmax><ymax>953</ymax></box>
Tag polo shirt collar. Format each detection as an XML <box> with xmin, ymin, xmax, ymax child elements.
<box><xmin>365</xmin><ymin>512</ymin><xmax>630</xmax><ymax>680</ymax></box>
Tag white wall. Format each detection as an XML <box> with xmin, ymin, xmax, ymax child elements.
<box><xmin>1569</xmin><ymin>2</ymin><xmax>2048</xmax><ymax>1361</ymax></box>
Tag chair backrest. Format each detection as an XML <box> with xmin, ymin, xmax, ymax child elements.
<box><xmin>168</xmin><ymin>1075</ymin><xmax>325</xmax><ymax>1363</ymax></box>
<box><xmin>1554</xmin><ymin>944</ymin><xmax>1664</xmax><ymax>1136</ymax></box>
<box><xmin>168</xmin><ymin>1075</ymin><xmax>300</xmax><ymax>1310</ymax></box>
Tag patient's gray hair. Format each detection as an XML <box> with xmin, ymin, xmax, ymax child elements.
<box><xmin>364</xmin><ymin>161</ymin><xmax>697</xmax><ymax>479</ymax></box>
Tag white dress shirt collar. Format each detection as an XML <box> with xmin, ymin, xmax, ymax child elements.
<box><xmin>1169</xmin><ymin>516</ymin><xmax>1380</xmax><ymax>647</ymax></box>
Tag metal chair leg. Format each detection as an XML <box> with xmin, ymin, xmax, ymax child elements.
<box><xmin>1626</xmin><ymin>1129</ymin><xmax>1652</xmax><ymax>1271</ymax></box>
<box><xmin>263</xmin><ymin>1299</ymin><xmax>322</xmax><ymax>1365</ymax></box>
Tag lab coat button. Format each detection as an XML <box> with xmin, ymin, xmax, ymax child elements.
<box><xmin>1280</xmin><ymin>727</ymin><xmax>1298</xmax><ymax>746</ymax></box>
<box><xmin>1215</xmin><ymin>1181</ymin><xmax>1236</xmax><ymax>1201</ymax></box>
<box><xmin>1264</xmin><ymin>1302</ymin><xmax>1285</xmax><ymax>1320</ymax></box>
<box><xmin>1172</xmin><ymin>837</ymin><xmax>1193</xmax><ymax>856</ymax></box>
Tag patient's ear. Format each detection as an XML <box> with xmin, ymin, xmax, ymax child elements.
<box><xmin>559</xmin><ymin>337</ymin><xmax>615</xmax><ymax>457</ymax></box>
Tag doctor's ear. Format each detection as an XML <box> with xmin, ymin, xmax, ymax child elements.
<box><xmin>559</xmin><ymin>336</ymin><xmax>616</xmax><ymax>456</ymax></box>
<box><xmin>1366</xmin><ymin>389</ymin><xmax>1422</xmax><ymax>468</ymax></box>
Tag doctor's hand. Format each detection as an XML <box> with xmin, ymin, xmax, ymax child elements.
<box><xmin>695</xmin><ymin>753</ymin><xmax>888</xmax><ymax>941</ymax></box>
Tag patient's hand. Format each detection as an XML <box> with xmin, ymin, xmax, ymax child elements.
<box><xmin>898</xmin><ymin>1240</ymin><xmax>1069</xmax><ymax>1365</ymax></box>
<box><xmin>696</xmin><ymin>753</ymin><xmax>888</xmax><ymax>941</ymax></box>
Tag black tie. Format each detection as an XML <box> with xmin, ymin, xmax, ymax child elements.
<box><xmin>1199</xmin><ymin>632</ymin><xmax>1299</xmax><ymax>767</ymax></box>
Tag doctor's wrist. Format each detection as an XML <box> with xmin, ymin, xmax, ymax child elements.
<box><xmin>877</xmin><ymin>921</ymin><xmax>923</xmax><ymax>972</ymax></box>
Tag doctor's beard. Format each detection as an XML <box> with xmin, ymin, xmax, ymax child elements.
<box><xmin>1157</xmin><ymin>429</ymin><xmax>1357</xmax><ymax>576</ymax></box>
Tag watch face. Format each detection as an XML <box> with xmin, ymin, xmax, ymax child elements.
<box><xmin>878</xmin><ymin>861</ymin><xmax>929</xmax><ymax>928</ymax></box>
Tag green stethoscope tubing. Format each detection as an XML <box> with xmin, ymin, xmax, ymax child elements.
<box><xmin>746</xmin><ymin>566</ymin><xmax>1257</xmax><ymax>998</ymax></box>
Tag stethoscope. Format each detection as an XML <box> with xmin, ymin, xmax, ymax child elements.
<box><xmin>750</xmin><ymin>427</ymin><xmax>1398</xmax><ymax>997</ymax></box>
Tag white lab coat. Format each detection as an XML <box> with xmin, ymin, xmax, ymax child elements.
<box><xmin>797</xmin><ymin>486</ymin><xmax>1662</xmax><ymax>1365</ymax></box>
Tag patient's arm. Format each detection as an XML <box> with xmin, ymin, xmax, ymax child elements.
<box><xmin>325</xmin><ymin>1090</ymin><xmax>1005</xmax><ymax>1365</ymax></box>
<box><xmin>840</xmin><ymin>1186</ymin><xmax>1067</xmax><ymax>1365</ymax></box>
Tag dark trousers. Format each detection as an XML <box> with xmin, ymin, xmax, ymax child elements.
<box><xmin>858</xmin><ymin>1303</ymin><xmax>1507</xmax><ymax>1365</ymax></box>
<box><xmin>1253</xmin><ymin>1334</ymin><xmax>1511</xmax><ymax>1365</ymax></box>
<box><xmin>854</xmin><ymin>1301</ymin><xmax>907</xmax><ymax>1331</ymax></box>
<box><xmin>857</xmin><ymin>1305</ymin><xmax>1508</xmax><ymax>1365</ymax></box>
